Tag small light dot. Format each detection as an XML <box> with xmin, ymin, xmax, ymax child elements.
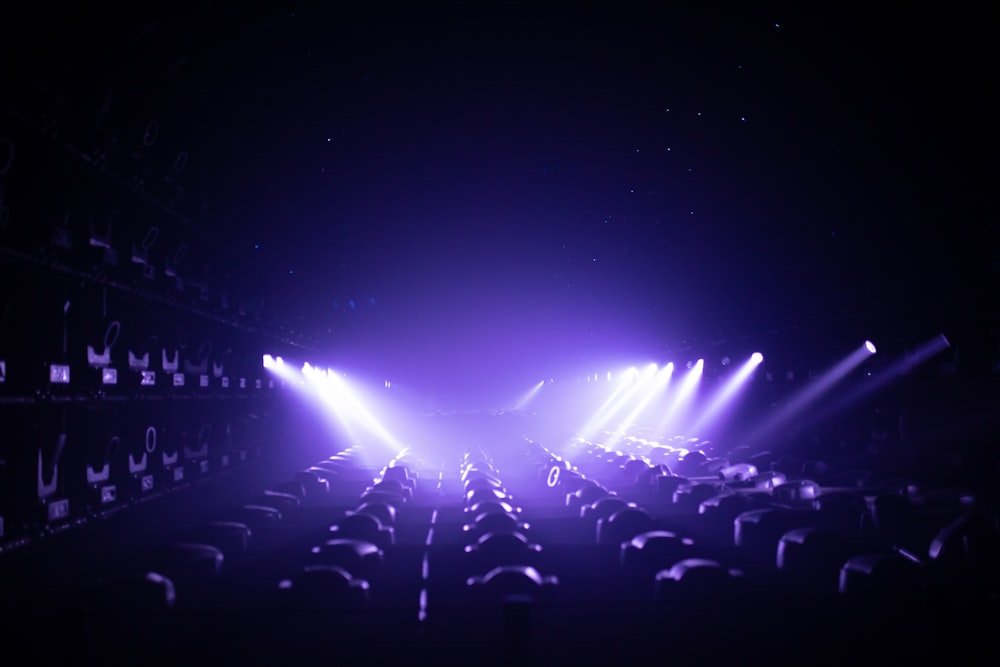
<box><xmin>740</xmin><ymin>116</ymin><xmax>747</xmax><ymax>122</ymax></box>
<box><xmin>327</xmin><ymin>137</ymin><xmax>331</xmax><ymax>141</ymax></box>
<box><xmin>689</xmin><ymin>210</ymin><xmax>694</xmax><ymax>215</ymax></box>
<box><xmin>666</xmin><ymin>147</ymin><xmax>671</xmax><ymax>151</ymax></box>
<box><xmin>775</xmin><ymin>23</ymin><xmax>781</xmax><ymax>28</ymax></box>
<box><xmin>697</xmin><ymin>112</ymin><xmax>702</xmax><ymax>117</ymax></box>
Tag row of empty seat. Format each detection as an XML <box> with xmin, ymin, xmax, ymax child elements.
<box><xmin>3</xmin><ymin>417</ymin><xmax>998</xmax><ymax>664</ymax></box>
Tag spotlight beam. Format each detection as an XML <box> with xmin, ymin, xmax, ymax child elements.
<box><xmin>580</xmin><ymin>365</ymin><xmax>654</xmax><ymax>442</ymax></box>
<box><xmin>745</xmin><ymin>341</ymin><xmax>876</xmax><ymax>446</ymax></box>
<box><xmin>655</xmin><ymin>359</ymin><xmax>703</xmax><ymax>436</ymax></box>
<box><xmin>687</xmin><ymin>353</ymin><xmax>763</xmax><ymax>437</ymax></box>
<box><xmin>801</xmin><ymin>333</ymin><xmax>951</xmax><ymax>431</ymax></box>
<box><xmin>605</xmin><ymin>363</ymin><xmax>674</xmax><ymax>449</ymax></box>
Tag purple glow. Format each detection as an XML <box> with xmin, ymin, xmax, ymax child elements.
<box><xmin>654</xmin><ymin>359</ymin><xmax>703</xmax><ymax>437</ymax></box>
<box><xmin>865</xmin><ymin>340</ymin><xmax>877</xmax><ymax>354</ymax></box>
<box><xmin>744</xmin><ymin>343</ymin><xmax>876</xmax><ymax>446</ymax></box>
<box><xmin>687</xmin><ymin>353</ymin><xmax>763</xmax><ymax>437</ymax></box>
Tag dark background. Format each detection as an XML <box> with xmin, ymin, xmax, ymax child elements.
<box><xmin>3</xmin><ymin>2</ymin><xmax>997</xmax><ymax>399</ymax></box>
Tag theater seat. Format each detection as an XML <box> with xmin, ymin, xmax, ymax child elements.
<box><xmin>812</xmin><ymin>492</ymin><xmax>867</xmax><ymax>536</ymax></box>
<box><xmin>464</xmin><ymin>531</ymin><xmax>542</xmax><ymax>571</ymax></box>
<box><xmin>330</xmin><ymin>512</ymin><xmax>395</xmax><ymax>550</ymax></box>
<box><xmin>839</xmin><ymin>553</ymin><xmax>923</xmax><ymax>603</ymax></box>
<box><xmin>597</xmin><ymin>507</ymin><xmax>655</xmax><ymax>545</ymax></box>
<box><xmin>622</xmin><ymin>458</ymin><xmax>651</xmax><ymax>484</ymax></box>
<box><xmin>294</xmin><ymin>470</ymin><xmax>331</xmax><ymax>497</ymax></box>
<box><xmin>465</xmin><ymin>475</ymin><xmax>503</xmax><ymax>494</ymax></box>
<box><xmin>672</xmin><ymin>483</ymin><xmax>720</xmax><ymax>511</ymax></box>
<box><xmin>655</xmin><ymin>558</ymin><xmax>743</xmax><ymax>602</ymax></box>
<box><xmin>257</xmin><ymin>490</ymin><xmax>301</xmax><ymax>513</ymax></box>
<box><xmin>777</xmin><ymin>527</ymin><xmax>850</xmax><ymax>592</ymax></box>
<box><xmin>620</xmin><ymin>530</ymin><xmax>695</xmax><ymax>577</ymax></box>
<box><xmin>160</xmin><ymin>543</ymin><xmax>225</xmax><ymax>581</ymax></box>
<box><xmin>772</xmin><ymin>480</ymin><xmax>822</xmax><ymax>504</ymax></box>
<box><xmin>654</xmin><ymin>475</ymin><xmax>690</xmax><ymax>500</ymax></box>
<box><xmin>310</xmin><ymin>538</ymin><xmax>384</xmax><ymax>582</ymax></box>
<box><xmin>463</xmin><ymin>512</ymin><xmax>530</xmax><ymax>540</ymax></box>
<box><xmin>271</xmin><ymin>480</ymin><xmax>306</xmax><ymax>501</ymax></box>
<box><xmin>372</xmin><ymin>480</ymin><xmax>412</xmax><ymax>502</ymax></box>
<box><xmin>228</xmin><ymin>504</ymin><xmax>282</xmax><ymax>533</ymax></box>
<box><xmin>359</xmin><ymin>489</ymin><xmax>407</xmax><ymax>508</ymax></box>
<box><xmin>382</xmin><ymin>465</ymin><xmax>415</xmax><ymax>489</ymax></box>
<box><xmin>95</xmin><ymin>572</ymin><xmax>176</xmax><ymax>612</ymax></box>
<box><xmin>928</xmin><ymin>512</ymin><xmax>999</xmax><ymax>576</ymax></box>
<box><xmin>466</xmin><ymin>499</ymin><xmax>520</xmax><ymax>517</ymax></box>
<box><xmin>466</xmin><ymin>565</ymin><xmax>558</xmax><ymax>603</ymax></box>
<box><xmin>566</xmin><ymin>483</ymin><xmax>610</xmax><ymax>512</ymax></box>
<box><xmin>581</xmin><ymin>496</ymin><xmax>630</xmax><ymax>523</ymax></box>
<box><xmin>186</xmin><ymin>521</ymin><xmax>252</xmax><ymax>556</ymax></box>
<box><xmin>734</xmin><ymin>509</ymin><xmax>820</xmax><ymax>565</ymax></box>
<box><xmin>466</xmin><ymin>487</ymin><xmax>509</xmax><ymax>507</ymax></box>
<box><xmin>354</xmin><ymin>501</ymin><xmax>397</xmax><ymax>528</ymax></box>
<box><xmin>277</xmin><ymin>565</ymin><xmax>369</xmax><ymax>610</ymax></box>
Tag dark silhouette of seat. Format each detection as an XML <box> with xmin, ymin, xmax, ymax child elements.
<box><xmin>655</xmin><ymin>558</ymin><xmax>743</xmax><ymax>602</ymax></box>
<box><xmin>772</xmin><ymin>480</ymin><xmax>822</xmax><ymax>504</ymax></box>
<box><xmin>463</xmin><ymin>511</ymin><xmax>529</xmax><ymax>540</ymax></box>
<box><xmin>464</xmin><ymin>531</ymin><xmax>542</xmax><ymax>571</ymax></box>
<box><xmin>227</xmin><ymin>504</ymin><xmax>282</xmax><ymax>533</ymax></box>
<box><xmin>159</xmin><ymin>543</ymin><xmax>224</xmax><ymax>581</ymax></box>
<box><xmin>839</xmin><ymin>553</ymin><xmax>924</xmax><ymax>614</ymax></box>
<box><xmin>301</xmin><ymin>467</ymin><xmax>335</xmax><ymax>489</ymax></box>
<box><xmin>310</xmin><ymin>538</ymin><xmax>384</xmax><ymax>582</ymax></box>
<box><xmin>567</xmin><ymin>482</ymin><xmax>610</xmax><ymax>512</ymax></box>
<box><xmin>257</xmin><ymin>489</ymin><xmax>301</xmax><ymax>513</ymax></box>
<box><xmin>597</xmin><ymin>507</ymin><xmax>655</xmax><ymax>545</ymax></box>
<box><xmin>466</xmin><ymin>565</ymin><xmax>558</xmax><ymax>603</ymax></box>
<box><xmin>278</xmin><ymin>565</ymin><xmax>370</xmax><ymax>610</ymax></box>
<box><xmin>466</xmin><ymin>499</ymin><xmax>518</xmax><ymax>517</ymax></box>
<box><xmin>621</xmin><ymin>530</ymin><xmax>695</xmax><ymax>577</ymax></box>
<box><xmin>186</xmin><ymin>521</ymin><xmax>252</xmax><ymax>557</ymax></box>
<box><xmin>581</xmin><ymin>496</ymin><xmax>630</xmax><ymax>523</ymax></box>
<box><xmin>654</xmin><ymin>475</ymin><xmax>690</xmax><ymax>500</ymax></box>
<box><xmin>777</xmin><ymin>527</ymin><xmax>851</xmax><ymax>592</ymax></box>
<box><xmin>330</xmin><ymin>512</ymin><xmax>394</xmax><ymax>550</ymax></box>
<box><xmin>353</xmin><ymin>501</ymin><xmax>397</xmax><ymax>528</ymax></box>
<box><xmin>672</xmin><ymin>483</ymin><xmax>720</xmax><ymax>511</ymax></box>
<box><xmin>465</xmin><ymin>475</ymin><xmax>502</xmax><ymax>494</ymax></box>
<box><xmin>466</xmin><ymin>487</ymin><xmax>508</xmax><ymax>507</ymax></box>
<box><xmin>734</xmin><ymin>509</ymin><xmax>820</xmax><ymax>564</ymax></box>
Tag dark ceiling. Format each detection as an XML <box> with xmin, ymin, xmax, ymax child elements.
<box><xmin>3</xmin><ymin>3</ymin><xmax>997</xmax><ymax>381</ymax></box>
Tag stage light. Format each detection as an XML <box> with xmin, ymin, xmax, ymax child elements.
<box><xmin>865</xmin><ymin>340</ymin><xmax>877</xmax><ymax>354</ymax></box>
<box><xmin>751</xmin><ymin>352</ymin><xmax>764</xmax><ymax>364</ymax></box>
<box><xmin>262</xmin><ymin>354</ymin><xmax>275</xmax><ymax>369</ymax></box>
